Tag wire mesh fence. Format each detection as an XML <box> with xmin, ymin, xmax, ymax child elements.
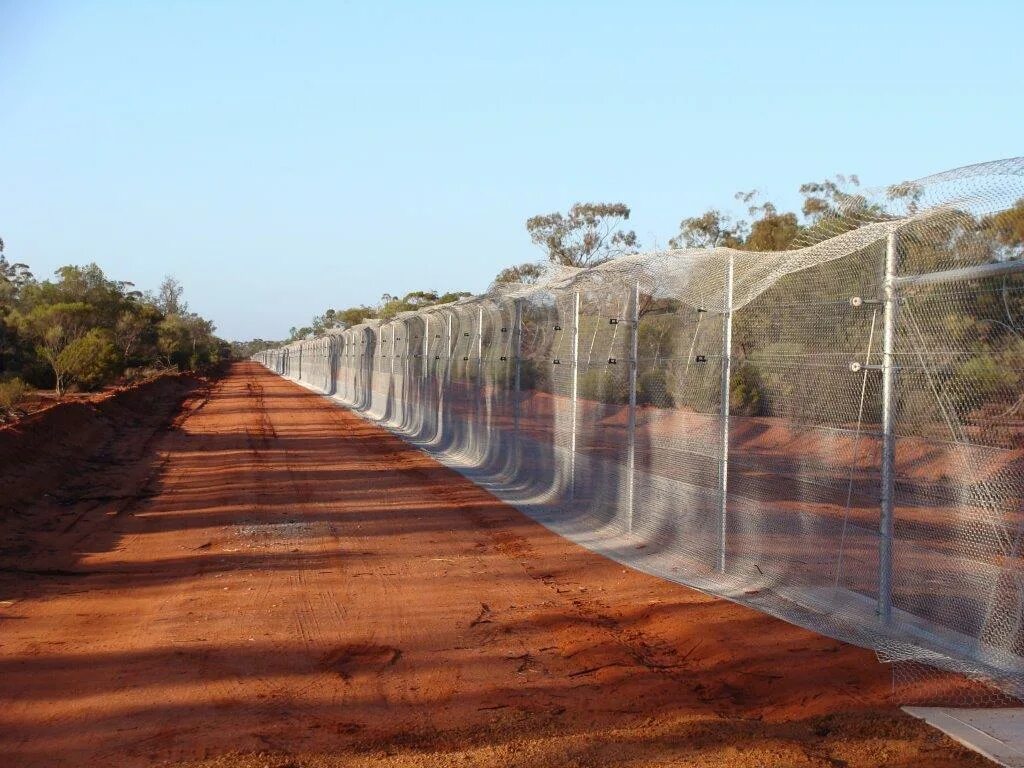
<box><xmin>254</xmin><ymin>157</ymin><xmax>1024</xmax><ymax>703</ymax></box>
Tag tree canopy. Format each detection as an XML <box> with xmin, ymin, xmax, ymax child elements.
<box><xmin>0</xmin><ymin>246</ymin><xmax>222</xmax><ymax>396</ymax></box>
<box><xmin>667</xmin><ymin>175</ymin><xmax>870</xmax><ymax>253</ymax></box>
<box><xmin>244</xmin><ymin>173</ymin><xmax>1024</xmax><ymax>366</ymax></box>
<box><xmin>526</xmin><ymin>202</ymin><xmax>639</xmax><ymax>267</ymax></box>
<box><xmin>281</xmin><ymin>290</ymin><xmax>473</xmax><ymax>343</ymax></box>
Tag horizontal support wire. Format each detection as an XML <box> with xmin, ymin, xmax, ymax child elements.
<box><xmin>253</xmin><ymin>156</ymin><xmax>1024</xmax><ymax>703</ymax></box>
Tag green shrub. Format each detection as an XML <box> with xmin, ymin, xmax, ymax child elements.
<box><xmin>0</xmin><ymin>376</ymin><xmax>29</xmax><ymax>412</ymax></box>
<box><xmin>578</xmin><ymin>368</ymin><xmax>627</xmax><ymax>405</ymax></box>
<box><xmin>952</xmin><ymin>346</ymin><xmax>1022</xmax><ymax>410</ymax></box>
<box><xmin>122</xmin><ymin>366</ymin><xmax>164</xmax><ymax>384</ymax></box>
<box><xmin>60</xmin><ymin>328</ymin><xmax>120</xmax><ymax>390</ymax></box>
<box><xmin>729</xmin><ymin>365</ymin><xmax>763</xmax><ymax>416</ymax></box>
<box><xmin>637</xmin><ymin>369</ymin><xmax>674</xmax><ymax>408</ymax></box>
<box><xmin>517</xmin><ymin>358</ymin><xmax>550</xmax><ymax>393</ymax></box>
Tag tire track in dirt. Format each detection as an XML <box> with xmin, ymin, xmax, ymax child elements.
<box><xmin>375</xmin><ymin>442</ymin><xmax>710</xmax><ymax>712</ymax></box>
<box><xmin>0</xmin><ymin>362</ymin><xmax>991</xmax><ymax>768</ymax></box>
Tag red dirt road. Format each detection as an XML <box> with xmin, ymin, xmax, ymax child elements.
<box><xmin>0</xmin><ymin>362</ymin><xmax>987</xmax><ymax>767</ymax></box>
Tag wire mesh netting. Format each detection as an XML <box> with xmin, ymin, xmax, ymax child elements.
<box><xmin>254</xmin><ymin>157</ymin><xmax>1024</xmax><ymax>703</ymax></box>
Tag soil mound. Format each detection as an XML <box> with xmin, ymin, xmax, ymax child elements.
<box><xmin>0</xmin><ymin>373</ymin><xmax>204</xmax><ymax>570</ymax></box>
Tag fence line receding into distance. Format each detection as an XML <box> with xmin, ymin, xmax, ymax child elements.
<box><xmin>254</xmin><ymin>157</ymin><xmax>1024</xmax><ymax>702</ymax></box>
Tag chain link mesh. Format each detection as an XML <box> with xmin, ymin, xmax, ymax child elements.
<box><xmin>254</xmin><ymin>157</ymin><xmax>1024</xmax><ymax>704</ymax></box>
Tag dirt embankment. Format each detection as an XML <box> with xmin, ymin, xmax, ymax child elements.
<box><xmin>0</xmin><ymin>363</ymin><xmax>989</xmax><ymax>768</ymax></box>
<box><xmin>0</xmin><ymin>373</ymin><xmax>205</xmax><ymax>576</ymax></box>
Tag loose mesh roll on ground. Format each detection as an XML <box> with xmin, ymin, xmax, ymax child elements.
<box><xmin>257</xmin><ymin>157</ymin><xmax>1024</xmax><ymax>703</ymax></box>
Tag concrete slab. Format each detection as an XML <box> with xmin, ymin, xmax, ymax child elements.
<box><xmin>904</xmin><ymin>707</ymin><xmax>1024</xmax><ymax>767</ymax></box>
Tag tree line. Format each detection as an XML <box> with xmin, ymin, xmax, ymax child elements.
<box><xmin>264</xmin><ymin>172</ymin><xmax>894</xmax><ymax>343</ymax></box>
<box><xmin>0</xmin><ymin>247</ymin><xmax>223</xmax><ymax>414</ymax></box>
<box><xmin>254</xmin><ymin>172</ymin><xmax>1022</xmax><ymax>433</ymax></box>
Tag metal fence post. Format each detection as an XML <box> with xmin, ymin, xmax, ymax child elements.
<box><xmin>423</xmin><ymin>315</ymin><xmax>429</xmax><ymax>381</ymax></box>
<box><xmin>879</xmin><ymin>230</ymin><xmax>899</xmax><ymax>623</ymax></box>
<box><xmin>440</xmin><ymin>311</ymin><xmax>452</xmax><ymax>439</ymax></box>
<box><xmin>390</xmin><ymin>323</ymin><xmax>397</xmax><ymax>419</ymax></box>
<box><xmin>343</xmin><ymin>335</ymin><xmax>347</xmax><ymax>396</ymax></box>
<box><xmin>569</xmin><ymin>291</ymin><xmax>581</xmax><ymax>502</ymax></box>
<box><xmin>477</xmin><ymin>306</ymin><xmax>484</xmax><ymax>371</ymax></box>
<box><xmin>627</xmin><ymin>281</ymin><xmax>640</xmax><ymax>533</ymax></box>
<box><xmin>363</xmin><ymin>330</ymin><xmax>371</xmax><ymax>409</ymax></box>
<box><xmin>718</xmin><ymin>253</ymin><xmax>735</xmax><ymax>574</ymax></box>
<box><xmin>513</xmin><ymin>297</ymin><xmax>523</xmax><ymax>445</ymax></box>
<box><xmin>326</xmin><ymin>337</ymin><xmax>333</xmax><ymax>393</ymax></box>
<box><xmin>477</xmin><ymin>305</ymin><xmax>485</xmax><ymax>455</ymax></box>
<box><xmin>401</xmin><ymin>320</ymin><xmax>410</xmax><ymax>421</ymax></box>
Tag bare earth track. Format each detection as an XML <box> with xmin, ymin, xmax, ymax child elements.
<box><xmin>0</xmin><ymin>362</ymin><xmax>989</xmax><ymax>767</ymax></box>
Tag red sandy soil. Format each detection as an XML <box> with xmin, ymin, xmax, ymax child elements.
<box><xmin>0</xmin><ymin>362</ymin><xmax>989</xmax><ymax>767</ymax></box>
<box><xmin>2</xmin><ymin>375</ymin><xmax>174</xmax><ymax>426</ymax></box>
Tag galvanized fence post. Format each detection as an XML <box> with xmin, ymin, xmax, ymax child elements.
<box><xmin>478</xmin><ymin>305</ymin><xmax>485</xmax><ymax>453</ymax></box>
<box><xmin>400</xmin><ymin>320</ymin><xmax>408</xmax><ymax>421</ymax></box>
<box><xmin>440</xmin><ymin>311</ymin><xmax>452</xmax><ymax>439</ymax></box>
<box><xmin>513</xmin><ymin>298</ymin><xmax>523</xmax><ymax>464</ymax></box>
<box><xmin>718</xmin><ymin>253</ymin><xmax>735</xmax><ymax>574</ymax></box>
<box><xmin>879</xmin><ymin>230</ymin><xmax>899</xmax><ymax>623</ymax></box>
<box><xmin>627</xmin><ymin>281</ymin><xmax>640</xmax><ymax>533</ymax></box>
<box><xmin>569</xmin><ymin>291</ymin><xmax>581</xmax><ymax>502</ymax></box>
<box><xmin>423</xmin><ymin>315</ymin><xmax>429</xmax><ymax>381</ymax></box>
<box><xmin>326</xmin><ymin>337</ymin><xmax>331</xmax><ymax>390</ymax></box>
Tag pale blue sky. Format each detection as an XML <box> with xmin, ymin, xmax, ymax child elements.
<box><xmin>2</xmin><ymin>1</ymin><xmax>1021</xmax><ymax>339</ymax></box>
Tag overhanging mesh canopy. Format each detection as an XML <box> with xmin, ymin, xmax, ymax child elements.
<box><xmin>255</xmin><ymin>157</ymin><xmax>1024</xmax><ymax>699</ymax></box>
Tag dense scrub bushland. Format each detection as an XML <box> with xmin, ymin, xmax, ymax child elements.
<box><xmin>0</xmin><ymin>247</ymin><xmax>224</xmax><ymax>412</ymax></box>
